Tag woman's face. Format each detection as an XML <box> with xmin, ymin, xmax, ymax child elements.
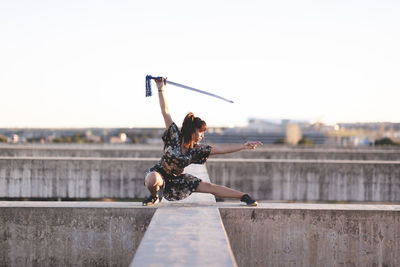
<box><xmin>194</xmin><ymin>129</ymin><xmax>205</xmax><ymax>143</ymax></box>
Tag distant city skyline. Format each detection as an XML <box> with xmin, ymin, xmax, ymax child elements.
<box><xmin>1</xmin><ymin>0</ymin><xmax>399</xmax><ymax>128</ymax></box>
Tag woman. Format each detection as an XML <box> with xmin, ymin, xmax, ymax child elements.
<box><xmin>143</xmin><ymin>77</ymin><xmax>262</xmax><ymax>206</ymax></box>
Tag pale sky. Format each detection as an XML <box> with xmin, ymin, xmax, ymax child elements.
<box><xmin>1</xmin><ymin>0</ymin><xmax>399</xmax><ymax>128</ymax></box>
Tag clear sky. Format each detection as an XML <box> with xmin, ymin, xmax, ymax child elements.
<box><xmin>1</xmin><ymin>0</ymin><xmax>399</xmax><ymax>128</ymax></box>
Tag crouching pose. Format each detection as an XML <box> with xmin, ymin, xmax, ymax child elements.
<box><xmin>143</xmin><ymin>77</ymin><xmax>262</xmax><ymax>206</ymax></box>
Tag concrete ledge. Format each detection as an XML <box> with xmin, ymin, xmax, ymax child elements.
<box><xmin>219</xmin><ymin>203</ymin><xmax>400</xmax><ymax>267</ymax></box>
<box><xmin>0</xmin><ymin>145</ymin><xmax>163</xmax><ymax>158</ymax></box>
<box><xmin>0</xmin><ymin>202</ymin><xmax>155</xmax><ymax>267</ymax></box>
<box><xmin>131</xmin><ymin>206</ymin><xmax>237</xmax><ymax>267</ymax></box>
<box><xmin>131</xmin><ymin>164</ymin><xmax>237</xmax><ymax>267</ymax></box>
<box><xmin>207</xmin><ymin>159</ymin><xmax>400</xmax><ymax>202</ymax></box>
<box><xmin>209</xmin><ymin>158</ymin><xmax>400</xmax><ymax>164</ymax></box>
<box><xmin>213</xmin><ymin>147</ymin><xmax>400</xmax><ymax>160</ymax></box>
<box><xmin>2</xmin><ymin>144</ymin><xmax>400</xmax><ymax>160</ymax></box>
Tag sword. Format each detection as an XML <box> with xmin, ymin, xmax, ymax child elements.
<box><xmin>145</xmin><ymin>75</ymin><xmax>234</xmax><ymax>103</ymax></box>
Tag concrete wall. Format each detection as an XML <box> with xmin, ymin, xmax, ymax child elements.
<box><xmin>2</xmin><ymin>157</ymin><xmax>400</xmax><ymax>201</ymax></box>
<box><xmin>0</xmin><ymin>157</ymin><xmax>158</xmax><ymax>199</ymax></box>
<box><xmin>0</xmin><ymin>145</ymin><xmax>163</xmax><ymax>158</ymax></box>
<box><xmin>1</xmin><ymin>144</ymin><xmax>400</xmax><ymax>160</ymax></box>
<box><xmin>0</xmin><ymin>203</ymin><xmax>155</xmax><ymax>267</ymax></box>
<box><xmin>220</xmin><ymin>206</ymin><xmax>400</xmax><ymax>267</ymax></box>
<box><xmin>207</xmin><ymin>159</ymin><xmax>400</xmax><ymax>202</ymax></box>
<box><xmin>2</xmin><ymin>203</ymin><xmax>399</xmax><ymax>267</ymax></box>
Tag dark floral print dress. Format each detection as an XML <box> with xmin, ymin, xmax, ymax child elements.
<box><xmin>148</xmin><ymin>122</ymin><xmax>212</xmax><ymax>201</ymax></box>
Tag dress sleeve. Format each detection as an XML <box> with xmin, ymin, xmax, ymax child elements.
<box><xmin>162</xmin><ymin>122</ymin><xmax>180</xmax><ymax>147</ymax></box>
<box><xmin>191</xmin><ymin>144</ymin><xmax>212</xmax><ymax>164</ymax></box>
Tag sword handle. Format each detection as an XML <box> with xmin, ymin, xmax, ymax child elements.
<box><xmin>147</xmin><ymin>75</ymin><xmax>167</xmax><ymax>85</ymax></box>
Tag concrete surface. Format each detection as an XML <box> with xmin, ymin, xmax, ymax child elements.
<box><xmin>0</xmin><ymin>157</ymin><xmax>158</xmax><ymax>199</ymax></box>
<box><xmin>0</xmin><ymin>202</ymin><xmax>155</xmax><ymax>267</ymax></box>
<box><xmin>219</xmin><ymin>203</ymin><xmax>400</xmax><ymax>267</ymax></box>
<box><xmin>131</xmin><ymin>164</ymin><xmax>238</xmax><ymax>267</ymax></box>
<box><xmin>207</xmin><ymin>158</ymin><xmax>400</xmax><ymax>202</ymax></box>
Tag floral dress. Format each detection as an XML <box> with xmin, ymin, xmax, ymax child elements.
<box><xmin>148</xmin><ymin>122</ymin><xmax>212</xmax><ymax>201</ymax></box>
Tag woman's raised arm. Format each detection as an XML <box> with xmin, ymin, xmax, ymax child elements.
<box><xmin>155</xmin><ymin>78</ymin><xmax>173</xmax><ymax>129</ymax></box>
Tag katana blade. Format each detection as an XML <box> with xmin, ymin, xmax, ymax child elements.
<box><xmin>165</xmin><ymin>80</ymin><xmax>234</xmax><ymax>103</ymax></box>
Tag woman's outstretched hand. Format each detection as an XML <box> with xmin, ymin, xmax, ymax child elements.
<box><xmin>243</xmin><ymin>141</ymin><xmax>263</xmax><ymax>150</ymax></box>
<box><xmin>155</xmin><ymin>77</ymin><xmax>165</xmax><ymax>91</ymax></box>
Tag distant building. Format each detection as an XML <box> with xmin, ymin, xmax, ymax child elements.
<box><xmin>12</xmin><ymin>134</ymin><xmax>19</xmax><ymax>144</ymax></box>
<box><xmin>85</xmin><ymin>130</ymin><xmax>102</xmax><ymax>143</ymax></box>
<box><xmin>109</xmin><ymin>133</ymin><xmax>128</xmax><ymax>144</ymax></box>
<box><xmin>286</xmin><ymin>123</ymin><xmax>302</xmax><ymax>145</ymax></box>
<box><xmin>205</xmin><ymin>118</ymin><xmax>326</xmax><ymax>145</ymax></box>
<box><xmin>330</xmin><ymin>122</ymin><xmax>400</xmax><ymax>146</ymax></box>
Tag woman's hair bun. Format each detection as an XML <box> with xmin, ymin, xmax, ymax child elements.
<box><xmin>187</xmin><ymin>112</ymin><xmax>195</xmax><ymax>121</ymax></box>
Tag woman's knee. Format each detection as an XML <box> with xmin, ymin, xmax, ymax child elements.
<box><xmin>145</xmin><ymin>172</ymin><xmax>163</xmax><ymax>187</ymax></box>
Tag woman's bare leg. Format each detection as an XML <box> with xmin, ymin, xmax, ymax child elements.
<box><xmin>195</xmin><ymin>181</ymin><xmax>244</xmax><ymax>198</ymax></box>
<box><xmin>144</xmin><ymin>172</ymin><xmax>164</xmax><ymax>196</ymax></box>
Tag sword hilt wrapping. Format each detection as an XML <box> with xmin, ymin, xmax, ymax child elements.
<box><xmin>145</xmin><ymin>75</ymin><xmax>167</xmax><ymax>97</ymax></box>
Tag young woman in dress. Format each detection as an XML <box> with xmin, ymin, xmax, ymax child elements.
<box><xmin>143</xmin><ymin>77</ymin><xmax>261</xmax><ymax>206</ymax></box>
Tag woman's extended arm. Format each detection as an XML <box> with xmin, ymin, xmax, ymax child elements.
<box><xmin>210</xmin><ymin>142</ymin><xmax>262</xmax><ymax>155</ymax></box>
<box><xmin>155</xmin><ymin>78</ymin><xmax>173</xmax><ymax>129</ymax></box>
